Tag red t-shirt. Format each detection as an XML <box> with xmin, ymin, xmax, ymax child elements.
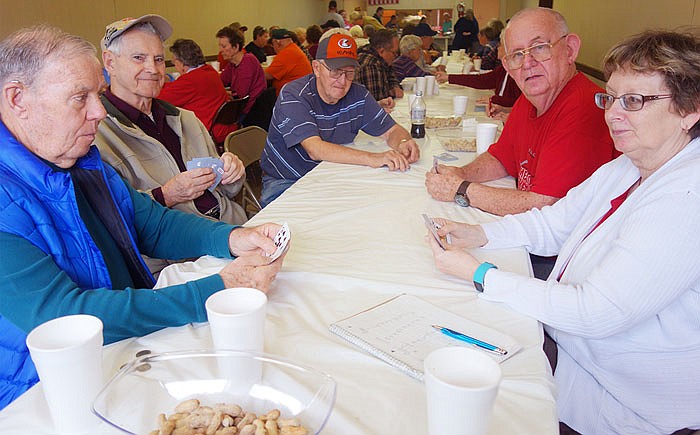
<box><xmin>266</xmin><ymin>43</ymin><xmax>312</xmax><ymax>95</ymax></box>
<box><xmin>159</xmin><ymin>64</ymin><xmax>228</xmax><ymax>130</ymax></box>
<box><xmin>488</xmin><ymin>72</ymin><xmax>616</xmax><ymax>198</ymax></box>
<box><xmin>158</xmin><ymin>64</ymin><xmax>236</xmax><ymax>143</ymax></box>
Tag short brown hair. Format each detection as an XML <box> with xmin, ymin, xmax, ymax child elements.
<box><xmin>216</xmin><ymin>27</ymin><xmax>243</xmax><ymax>50</ymax></box>
<box><xmin>603</xmin><ymin>29</ymin><xmax>700</xmax><ymax>138</ymax></box>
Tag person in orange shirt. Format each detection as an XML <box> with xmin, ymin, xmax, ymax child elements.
<box><xmin>264</xmin><ymin>28</ymin><xmax>312</xmax><ymax>95</ymax></box>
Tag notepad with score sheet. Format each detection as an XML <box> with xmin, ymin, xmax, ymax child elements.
<box><xmin>329</xmin><ymin>294</ymin><xmax>521</xmax><ymax>381</ymax></box>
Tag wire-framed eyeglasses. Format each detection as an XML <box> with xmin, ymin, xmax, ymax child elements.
<box><xmin>594</xmin><ymin>92</ymin><xmax>673</xmax><ymax>111</ymax></box>
<box><xmin>320</xmin><ymin>62</ymin><xmax>357</xmax><ymax>81</ymax></box>
<box><xmin>504</xmin><ymin>34</ymin><xmax>568</xmax><ymax>70</ymax></box>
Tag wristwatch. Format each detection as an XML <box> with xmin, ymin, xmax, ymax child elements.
<box><xmin>454</xmin><ymin>181</ymin><xmax>471</xmax><ymax>207</ymax></box>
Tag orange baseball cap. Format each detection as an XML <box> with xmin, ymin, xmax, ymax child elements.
<box><xmin>316</xmin><ymin>33</ymin><xmax>359</xmax><ymax>69</ymax></box>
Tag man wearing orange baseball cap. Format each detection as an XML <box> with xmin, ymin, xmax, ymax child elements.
<box><xmin>259</xmin><ymin>29</ymin><xmax>420</xmax><ymax>207</ymax></box>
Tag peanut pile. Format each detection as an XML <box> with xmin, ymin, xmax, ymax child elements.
<box><xmin>150</xmin><ymin>399</ymin><xmax>309</xmax><ymax>435</ymax></box>
<box><xmin>441</xmin><ymin>137</ymin><xmax>477</xmax><ymax>152</ymax></box>
<box><xmin>425</xmin><ymin>116</ymin><xmax>463</xmax><ymax>129</ymax></box>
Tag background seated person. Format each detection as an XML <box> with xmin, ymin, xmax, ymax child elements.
<box><xmin>260</xmin><ymin>30</ymin><xmax>419</xmax><ymax>207</ymax></box>
<box><xmin>264</xmin><ymin>28</ymin><xmax>312</xmax><ymax>95</ymax></box>
<box><xmin>306</xmin><ymin>25</ymin><xmax>323</xmax><ymax>59</ymax></box>
<box><xmin>216</xmin><ymin>27</ymin><xmax>267</xmax><ymax>119</ymax></box>
<box><xmin>356</xmin><ymin>29</ymin><xmax>403</xmax><ymax>109</ymax></box>
<box><xmin>428</xmin><ymin>28</ymin><xmax>700</xmax><ymax>435</ymax></box>
<box><xmin>413</xmin><ymin>22</ymin><xmax>440</xmax><ymax>67</ymax></box>
<box><xmin>392</xmin><ymin>34</ymin><xmax>432</xmax><ymax>83</ymax></box>
<box><xmin>158</xmin><ymin>38</ymin><xmax>234</xmax><ymax>144</ymax></box>
<box><xmin>0</xmin><ymin>25</ymin><xmax>285</xmax><ymax>410</ymax></box>
<box><xmin>96</xmin><ymin>15</ymin><xmax>248</xmax><ymax>272</ymax></box>
<box><xmin>444</xmin><ymin>44</ymin><xmax>520</xmax><ymax>120</ymax></box>
<box><xmin>475</xmin><ymin>26</ymin><xmax>501</xmax><ymax>71</ymax></box>
<box><xmin>349</xmin><ymin>25</ymin><xmax>369</xmax><ymax>47</ymax></box>
<box><xmin>244</xmin><ymin>25</ymin><xmax>268</xmax><ymax>64</ymax></box>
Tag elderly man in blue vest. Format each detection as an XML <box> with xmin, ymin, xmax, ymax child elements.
<box><xmin>0</xmin><ymin>25</ymin><xmax>286</xmax><ymax>409</ymax></box>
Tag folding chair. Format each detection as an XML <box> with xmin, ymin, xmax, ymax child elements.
<box><xmin>224</xmin><ymin>126</ymin><xmax>267</xmax><ymax>217</ymax></box>
<box><xmin>209</xmin><ymin>95</ymin><xmax>249</xmax><ymax>154</ymax></box>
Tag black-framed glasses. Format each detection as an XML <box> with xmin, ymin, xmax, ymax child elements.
<box><xmin>594</xmin><ymin>92</ymin><xmax>673</xmax><ymax>111</ymax></box>
<box><xmin>504</xmin><ymin>34</ymin><xmax>568</xmax><ymax>70</ymax></box>
<box><xmin>320</xmin><ymin>62</ymin><xmax>357</xmax><ymax>81</ymax></box>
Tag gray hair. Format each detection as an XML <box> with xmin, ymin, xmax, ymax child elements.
<box><xmin>503</xmin><ymin>8</ymin><xmax>569</xmax><ymax>53</ymax></box>
<box><xmin>399</xmin><ymin>34</ymin><xmax>422</xmax><ymax>55</ymax></box>
<box><xmin>105</xmin><ymin>22</ymin><xmax>161</xmax><ymax>54</ymax></box>
<box><xmin>0</xmin><ymin>25</ymin><xmax>95</xmax><ymax>87</ymax></box>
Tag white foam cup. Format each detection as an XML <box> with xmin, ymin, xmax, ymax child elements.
<box><xmin>425</xmin><ymin>76</ymin><xmax>436</xmax><ymax>96</ymax></box>
<box><xmin>415</xmin><ymin>76</ymin><xmax>427</xmax><ymax>95</ymax></box>
<box><xmin>206</xmin><ymin>287</ymin><xmax>267</xmax><ymax>352</ymax></box>
<box><xmin>473</xmin><ymin>58</ymin><xmax>482</xmax><ymax>71</ymax></box>
<box><xmin>453</xmin><ymin>95</ymin><xmax>469</xmax><ymax>116</ymax></box>
<box><xmin>424</xmin><ymin>347</ymin><xmax>502</xmax><ymax>435</ymax></box>
<box><xmin>476</xmin><ymin>123</ymin><xmax>499</xmax><ymax>154</ymax></box>
<box><xmin>26</xmin><ymin>315</ymin><xmax>104</xmax><ymax>433</ymax></box>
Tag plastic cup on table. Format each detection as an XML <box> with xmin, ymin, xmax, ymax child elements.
<box><xmin>453</xmin><ymin>95</ymin><xmax>469</xmax><ymax>117</ymax></box>
<box><xmin>26</xmin><ymin>315</ymin><xmax>104</xmax><ymax>434</ymax></box>
<box><xmin>424</xmin><ymin>347</ymin><xmax>502</xmax><ymax>435</ymax></box>
<box><xmin>473</xmin><ymin>58</ymin><xmax>482</xmax><ymax>71</ymax></box>
<box><xmin>415</xmin><ymin>76</ymin><xmax>427</xmax><ymax>96</ymax></box>
<box><xmin>425</xmin><ymin>76</ymin><xmax>436</xmax><ymax>96</ymax></box>
<box><xmin>206</xmin><ymin>287</ymin><xmax>267</xmax><ymax>352</ymax></box>
<box><xmin>476</xmin><ymin>122</ymin><xmax>499</xmax><ymax>154</ymax></box>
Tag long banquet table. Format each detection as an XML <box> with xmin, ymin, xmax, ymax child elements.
<box><xmin>0</xmin><ymin>83</ymin><xmax>558</xmax><ymax>434</ymax></box>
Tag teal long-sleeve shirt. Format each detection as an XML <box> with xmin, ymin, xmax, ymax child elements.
<box><xmin>0</xmin><ymin>182</ymin><xmax>236</xmax><ymax>344</ymax></box>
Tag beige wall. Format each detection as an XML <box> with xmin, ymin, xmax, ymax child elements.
<box><xmin>554</xmin><ymin>0</ymin><xmax>700</xmax><ymax>71</ymax></box>
<box><xmin>0</xmin><ymin>0</ymin><xmax>329</xmax><ymax>57</ymax></box>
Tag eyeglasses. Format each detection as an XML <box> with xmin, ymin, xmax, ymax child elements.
<box><xmin>320</xmin><ymin>62</ymin><xmax>357</xmax><ymax>81</ymax></box>
<box><xmin>504</xmin><ymin>34</ymin><xmax>568</xmax><ymax>70</ymax></box>
<box><xmin>594</xmin><ymin>92</ymin><xmax>673</xmax><ymax>111</ymax></box>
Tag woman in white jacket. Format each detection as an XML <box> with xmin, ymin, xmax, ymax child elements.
<box><xmin>428</xmin><ymin>30</ymin><xmax>700</xmax><ymax>435</ymax></box>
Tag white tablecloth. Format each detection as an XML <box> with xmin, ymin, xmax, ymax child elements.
<box><xmin>0</xmin><ymin>83</ymin><xmax>557</xmax><ymax>435</ymax></box>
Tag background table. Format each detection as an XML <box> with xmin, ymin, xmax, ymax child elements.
<box><xmin>0</xmin><ymin>83</ymin><xmax>557</xmax><ymax>435</ymax></box>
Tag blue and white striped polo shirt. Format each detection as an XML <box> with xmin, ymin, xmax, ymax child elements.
<box><xmin>260</xmin><ymin>74</ymin><xmax>395</xmax><ymax>181</ymax></box>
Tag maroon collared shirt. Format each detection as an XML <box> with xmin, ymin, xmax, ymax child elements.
<box><xmin>103</xmin><ymin>89</ymin><xmax>219</xmax><ymax>216</ymax></box>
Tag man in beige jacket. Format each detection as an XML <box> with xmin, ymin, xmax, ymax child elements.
<box><xmin>96</xmin><ymin>15</ymin><xmax>247</xmax><ymax>229</ymax></box>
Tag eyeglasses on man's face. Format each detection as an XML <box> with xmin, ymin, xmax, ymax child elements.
<box><xmin>594</xmin><ymin>92</ymin><xmax>673</xmax><ymax>111</ymax></box>
<box><xmin>504</xmin><ymin>34</ymin><xmax>568</xmax><ymax>70</ymax></box>
<box><xmin>320</xmin><ymin>62</ymin><xmax>357</xmax><ymax>81</ymax></box>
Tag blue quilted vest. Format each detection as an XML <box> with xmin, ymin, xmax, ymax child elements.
<box><xmin>0</xmin><ymin>121</ymin><xmax>145</xmax><ymax>409</ymax></box>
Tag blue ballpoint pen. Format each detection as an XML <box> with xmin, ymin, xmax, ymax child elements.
<box><xmin>432</xmin><ymin>324</ymin><xmax>508</xmax><ymax>355</ymax></box>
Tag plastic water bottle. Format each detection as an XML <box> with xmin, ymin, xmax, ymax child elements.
<box><xmin>410</xmin><ymin>90</ymin><xmax>426</xmax><ymax>139</ymax></box>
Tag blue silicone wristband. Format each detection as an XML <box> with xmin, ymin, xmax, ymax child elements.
<box><xmin>473</xmin><ymin>262</ymin><xmax>497</xmax><ymax>293</ymax></box>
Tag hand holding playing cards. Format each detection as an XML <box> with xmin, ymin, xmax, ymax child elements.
<box><xmin>425</xmin><ymin>170</ymin><xmax>465</xmax><ymax>202</ymax></box>
<box><xmin>228</xmin><ymin>223</ymin><xmax>283</xmax><ymax>258</ymax></box>
<box><xmin>426</xmin><ymin>233</ymin><xmax>480</xmax><ymax>281</ymax></box>
<box><xmin>162</xmin><ymin>168</ymin><xmax>217</xmax><ymax>206</ymax></box>
<box><xmin>431</xmin><ymin>218</ymin><xmax>488</xmax><ymax>249</ymax></box>
<box><xmin>218</xmin><ymin>254</ymin><xmax>284</xmax><ymax>293</ymax></box>
<box><xmin>220</xmin><ymin>152</ymin><xmax>246</xmax><ymax>185</ymax></box>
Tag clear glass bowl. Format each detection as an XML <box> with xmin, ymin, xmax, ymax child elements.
<box><xmin>435</xmin><ymin>127</ymin><xmax>477</xmax><ymax>152</ymax></box>
<box><xmin>92</xmin><ymin>350</ymin><xmax>336</xmax><ymax>434</ymax></box>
